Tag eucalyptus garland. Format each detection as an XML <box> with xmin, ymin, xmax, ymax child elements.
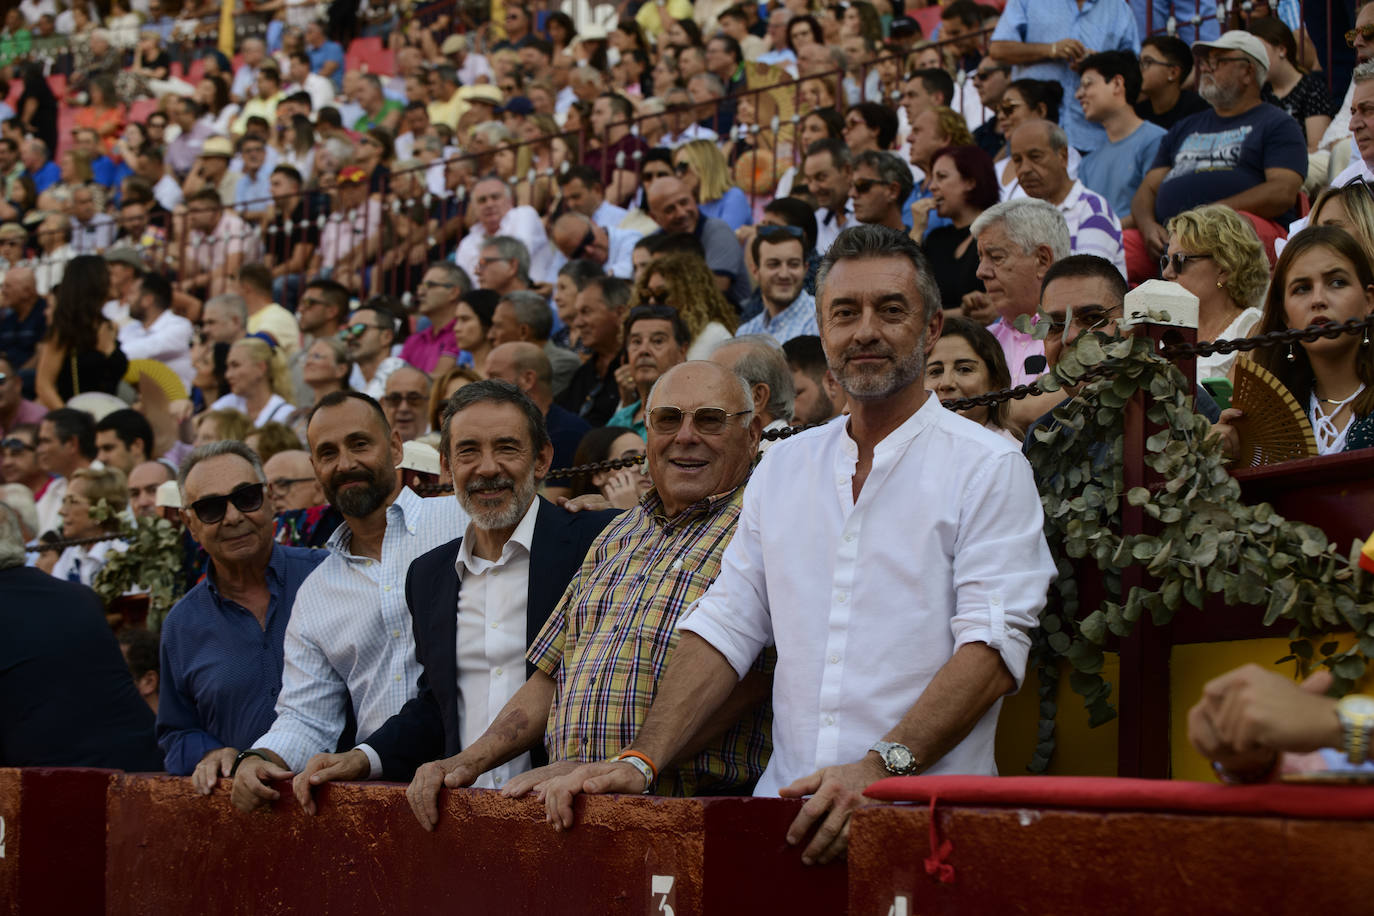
<box><xmin>1018</xmin><ymin>325</ymin><xmax>1374</xmax><ymax>773</ymax></box>
<box><xmin>92</xmin><ymin>514</ymin><xmax>187</xmax><ymax>631</ymax></box>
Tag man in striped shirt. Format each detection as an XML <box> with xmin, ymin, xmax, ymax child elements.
<box><xmin>401</xmin><ymin>361</ymin><xmax>773</xmax><ymax>830</ymax></box>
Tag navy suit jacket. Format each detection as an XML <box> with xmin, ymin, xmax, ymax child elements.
<box><xmin>364</xmin><ymin>498</ymin><xmax>618</xmax><ymax>781</ymax></box>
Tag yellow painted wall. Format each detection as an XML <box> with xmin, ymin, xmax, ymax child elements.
<box><xmin>997</xmin><ymin>635</ymin><xmax>1362</xmax><ymax>781</ymax></box>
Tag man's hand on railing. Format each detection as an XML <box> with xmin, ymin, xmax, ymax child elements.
<box><xmin>230</xmin><ymin>752</ymin><xmax>293</xmax><ymax>813</ymax></box>
<box><xmin>778</xmin><ymin>755</ymin><xmax>888</xmax><ymax>866</ymax></box>
<box><xmin>540</xmin><ymin>760</ymin><xmax>648</xmax><ymax>831</ymax></box>
<box><xmin>293</xmin><ymin>749</ymin><xmax>371</xmax><ymax>815</ymax></box>
<box><xmin>498</xmin><ymin>760</ymin><xmax>583</xmax><ymax>799</ymax></box>
<box><xmin>405</xmin><ymin>753</ymin><xmax>483</xmax><ymax>831</ymax></box>
<box><xmin>191</xmin><ymin>747</ymin><xmax>238</xmax><ymax>796</ymax></box>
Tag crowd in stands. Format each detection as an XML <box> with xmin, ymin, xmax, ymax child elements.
<box><xmin>4</xmin><ymin>0</ymin><xmax>1374</xmax><ymax>856</ymax></box>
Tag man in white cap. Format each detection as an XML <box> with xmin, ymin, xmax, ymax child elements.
<box><xmin>1130</xmin><ymin>30</ymin><xmax>1307</xmax><ymax>269</ymax></box>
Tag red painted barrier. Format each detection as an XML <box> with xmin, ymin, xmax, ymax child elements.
<box><xmin>0</xmin><ymin>768</ymin><xmax>114</xmax><ymax>916</ymax></box>
<box><xmin>102</xmin><ymin>776</ymin><xmax>846</xmax><ymax>915</ymax></box>
<box><xmin>849</xmin><ymin>776</ymin><xmax>1374</xmax><ymax>915</ymax></box>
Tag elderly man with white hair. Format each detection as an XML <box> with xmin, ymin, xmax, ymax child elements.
<box><xmin>453</xmin><ymin>176</ymin><xmax>553</xmax><ymax>289</ymax></box>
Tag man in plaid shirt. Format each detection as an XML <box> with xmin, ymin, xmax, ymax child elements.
<box><xmin>403</xmin><ymin>361</ymin><xmax>773</xmax><ymax>831</ymax></box>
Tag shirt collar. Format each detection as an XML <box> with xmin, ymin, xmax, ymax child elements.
<box><xmin>761</xmin><ymin>290</ymin><xmax>815</xmax><ymax>328</ymax></box>
<box><xmin>206</xmin><ymin>539</ymin><xmax>284</xmax><ymax>600</ymax></box>
<box><xmin>840</xmin><ymin>391</ymin><xmax>942</xmax><ymax>456</ymax></box>
<box><xmin>642</xmin><ymin>478</ymin><xmax>747</xmax><ymax>530</ymax></box>
<box><xmin>325</xmin><ymin>485</ymin><xmax>421</xmax><ymax>557</ymax></box>
<box><xmin>453</xmin><ymin>495</ymin><xmax>540</xmax><ymax>578</ymax></box>
<box><xmin>424</xmin><ymin>316</ymin><xmax>457</xmax><ymax>341</ymax></box>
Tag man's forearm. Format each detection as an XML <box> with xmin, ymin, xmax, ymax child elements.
<box><xmin>462</xmin><ymin>671</ymin><xmax>557</xmax><ymax>773</ymax></box>
<box><xmin>669</xmin><ymin>666</ymin><xmax>772</xmax><ymax>765</ymax></box>
<box><xmin>988</xmin><ymin>41</ymin><xmax>1054</xmax><ymax>65</ymax></box>
<box><xmin>628</xmin><ymin>632</ymin><xmax>742</xmax><ymax>767</ymax></box>
<box><xmin>885</xmin><ymin>642</ymin><xmax>1016</xmax><ymax>772</ymax></box>
<box><xmin>1216</xmin><ymin>179</ymin><xmax>1301</xmax><ymax>220</ymax></box>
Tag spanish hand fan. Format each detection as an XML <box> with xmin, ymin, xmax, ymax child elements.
<box><xmin>1229</xmin><ymin>357</ymin><xmax>1318</xmax><ymax>467</ymax></box>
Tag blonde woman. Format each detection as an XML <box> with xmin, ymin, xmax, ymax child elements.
<box><xmin>1161</xmin><ymin>205</ymin><xmax>1269</xmax><ymax>379</ymax></box>
<box><xmin>1306</xmin><ymin>181</ymin><xmax>1374</xmax><ymax>267</ymax></box>
<box><xmin>673</xmin><ymin>138</ymin><xmax>753</xmax><ymax>229</ymax></box>
<box><xmin>211</xmin><ymin>338</ymin><xmax>296</xmax><ymax>427</ymax></box>
<box><xmin>47</xmin><ymin>467</ymin><xmax>128</xmax><ymax>586</ymax></box>
<box><xmin>633</xmin><ymin>252</ymin><xmax>738</xmax><ymax>359</ymax></box>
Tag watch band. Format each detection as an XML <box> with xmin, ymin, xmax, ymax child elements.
<box><xmin>229</xmin><ymin>748</ymin><xmax>270</xmax><ymax>777</ymax></box>
<box><xmin>1338</xmin><ymin>702</ymin><xmax>1374</xmax><ymax>766</ymax></box>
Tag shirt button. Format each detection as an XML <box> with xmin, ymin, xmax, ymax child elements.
<box><xmin>829</xmin><ymin>655</ymin><xmax>839</xmax><ymax>665</ymax></box>
<box><xmin>490</xmin><ymin>621</ymin><xmax>499</xmax><ymax>629</ymax></box>
<box><xmin>824</xmin><ymin>715</ymin><xmax>835</xmax><ymax>726</ymax></box>
<box><xmin>384</xmin><ymin>585</ymin><xmax>391</xmax><ymax>592</ymax></box>
<box><xmin>494</xmin><ymin>774</ymin><xmax>504</xmax><ymax>786</ymax></box>
<box><xmin>392</xmin><ymin>629</ymin><xmax>401</xmax><ymax>638</ymax></box>
<box><xmin>836</xmin><ymin>592</ymin><xmax>848</xmax><ymax>604</ymax></box>
<box><xmin>494</xmin><ymin>667</ymin><xmax>503</xmax><ymax>676</ymax></box>
<box><xmin>844</xmin><ymin>533</ymin><xmax>855</xmax><ymax>543</ymax></box>
<box><xmin>394</xmin><ymin>674</ymin><xmax>401</xmax><ymax>682</ymax></box>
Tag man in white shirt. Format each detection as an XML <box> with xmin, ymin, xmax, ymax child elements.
<box><xmin>288</xmin><ymin>382</ymin><xmax>619</xmax><ymax>806</ymax></box>
<box><xmin>556</xmin><ymin>165</ymin><xmax>628</xmax><ymax>230</ymax></box>
<box><xmin>230</xmin><ymin>392</ymin><xmax>467</xmax><ymax>812</ymax></box>
<box><xmin>539</xmin><ymin>225</ymin><xmax>1055</xmax><ymax>864</ymax></box>
<box><xmin>803</xmin><ymin>140</ymin><xmax>856</xmax><ymax>256</ymax></box>
<box><xmin>230</xmin><ymin>37</ymin><xmax>266</xmax><ymax>103</ymax></box>
<box><xmin>285</xmin><ymin>51</ymin><xmax>335</xmax><ymax>114</ymax></box>
<box><xmin>1331</xmin><ymin>61</ymin><xmax>1374</xmax><ymax>189</ymax></box>
<box><xmin>116</xmin><ymin>272</ymin><xmax>195</xmax><ymax>389</ymax></box>
<box><xmin>453</xmin><ymin>176</ymin><xmax>553</xmax><ymax>288</ymax></box>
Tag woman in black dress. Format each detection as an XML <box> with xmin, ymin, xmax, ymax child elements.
<box><xmin>919</xmin><ymin>145</ymin><xmax>1000</xmax><ymax>313</ymax></box>
<box><xmin>34</xmin><ymin>255</ymin><xmax>127</xmax><ymax>408</ymax></box>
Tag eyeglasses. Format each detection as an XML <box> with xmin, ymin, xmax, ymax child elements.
<box><xmin>647</xmin><ymin>406</ymin><xmax>752</xmax><ymax>435</ymax></box>
<box><xmin>418</xmin><ymin>280</ymin><xmax>456</xmax><ymax>290</ymax></box>
<box><xmin>381</xmin><ymin>391</ymin><xmax>427</xmax><ymax>408</ymax></box>
<box><xmin>1194</xmin><ymin>54</ymin><xmax>1252</xmax><ymax>71</ymax></box>
<box><xmin>997</xmin><ymin>100</ymin><xmax>1024</xmax><ymax>117</ymax></box>
<box><xmin>1347</xmin><ymin>24</ymin><xmax>1374</xmax><ymax>47</ymax></box>
<box><xmin>267</xmin><ymin>476</ymin><xmax>314</xmax><ymax>494</ymax></box>
<box><xmin>339</xmin><ymin>322</ymin><xmax>388</xmax><ymax>340</ymax></box>
<box><xmin>476</xmin><ymin>256</ymin><xmax>511</xmax><ymax>268</ymax></box>
<box><xmin>1040</xmin><ymin>304</ymin><xmax>1121</xmax><ymax>335</ymax></box>
<box><xmin>851</xmin><ymin>178</ymin><xmax>887</xmax><ymax>194</ymax></box>
<box><xmin>973</xmin><ymin>66</ymin><xmax>1008</xmax><ymax>81</ymax></box>
<box><xmin>1138</xmin><ymin>55</ymin><xmax>1170</xmax><ymax>70</ymax></box>
<box><xmin>188</xmin><ymin>482</ymin><xmax>266</xmax><ymax>524</ymax></box>
<box><xmin>1160</xmin><ymin>252</ymin><xmax>1212</xmax><ymax>275</ymax></box>
<box><xmin>1</xmin><ymin>437</ymin><xmax>33</xmax><ymax>452</ymax></box>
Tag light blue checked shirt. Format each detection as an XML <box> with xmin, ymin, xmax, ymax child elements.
<box><xmin>735</xmin><ymin>291</ymin><xmax>818</xmax><ymax>345</ymax></box>
<box><xmin>253</xmin><ymin>488</ymin><xmax>468</xmax><ymax>770</ymax></box>
<box><xmin>992</xmin><ymin>0</ymin><xmax>1139</xmax><ymax>153</ymax></box>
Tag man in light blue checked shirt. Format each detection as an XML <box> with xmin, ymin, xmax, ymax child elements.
<box><xmin>230</xmin><ymin>391</ymin><xmax>467</xmax><ymax>812</ymax></box>
<box><xmin>734</xmin><ymin>227</ymin><xmax>818</xmax><ymax>345</ymax></box>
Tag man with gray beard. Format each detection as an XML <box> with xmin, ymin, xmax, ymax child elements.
<box><xmin>289</xmin><ymin>382</ymin><xmax>618</xmax><ymax>809</ymax></box>
<box><xmin>229</xmin><ymin>392</ymin><xmax>468</xmax><ymax>812</ymax></box>
<box><xmin>1130</xmin><ymin>30</ymin><xmax>1307</xmax><ymax>264</ymax></box>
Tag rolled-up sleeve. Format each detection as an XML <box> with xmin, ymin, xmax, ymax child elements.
<box><xmin>949</xmin><ymin>451</ymin><xmax>1056</xmax><ymax>691</ymax></box>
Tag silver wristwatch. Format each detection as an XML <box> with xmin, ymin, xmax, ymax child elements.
<box><xmin>869</xmin><ymin>740</ymin><xmax>920</xmax><ymax>775</ymax></box>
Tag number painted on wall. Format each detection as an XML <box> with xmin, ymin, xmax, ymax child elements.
<box><xmin>651</xmin><ymin>874</ymin><xmax>674</xmax><ymax>916</ymax></box>
<box><xmin>886</xmin><ymin>895</ymin><xmax>909</xmax><ymax>916</ymax></box>
<box><xmin>0</xmin><ymin>814</ymin><xmax>6</xmax><ymax>858</ymax></box>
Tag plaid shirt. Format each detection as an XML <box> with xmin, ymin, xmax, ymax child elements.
<box><xmin>528</xmin><ymin>484</ymin><xmax>772</xmax><ymax>797</ymax></box>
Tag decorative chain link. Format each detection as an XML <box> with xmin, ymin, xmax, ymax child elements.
<box><xmin>1160</xmin><ymin>315</ymin><xmax>1374</xmax><ymax>358</ymax></box>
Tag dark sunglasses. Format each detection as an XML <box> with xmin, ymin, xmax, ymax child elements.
<box><xmin>1347</xmin><ymin>24</ymin><xmax>1374</xmax><ymax>47</ymax></box>
<box><xmin>381</xmin><ymin>391</ymin><xmax>427</xmax><ymax>407</ymax></box>
<box><xmin>758</xmin><ymin>224</ymin><xmax>804</xmax><ymax>241</ymax></box>
<box><xmin>973</xmin><ymin>66</ymin><xmax>1009</xmax><ymax>81</ymax></box>
<box><xmin>570</xmin><ymin>227</ymin><xmax>596</xmax><ymax>261</ymax></box>
<box><xmin>339</xmin><ymin>322</ymin><xmax>387</xmax><ymax>340</ymax></box>
<box><xmin>1160</xmin><ymin>252</ymin><xmax>1212</xmax><ymax>275</ymax></box>
<box><xmin>647</xmin><ymin>406</ymin><xmax>752</xmax><ymax>435</ymax></box>
<box><xmin>851</xmin><ymin>178</ymin><xmax>888</xmax><ymax>195</ymax></box>
<box><xmin>1</xmin><ymin>436</ymin><xmax>33</xmax><ymax>452</ymax></box>
<box><xmin>189</xmin><ymin>482</ymin><xmax>266</xmax><ymax>524</ymax></box>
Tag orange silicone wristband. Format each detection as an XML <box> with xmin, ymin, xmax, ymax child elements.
<box><xmin>617</xmin><ymin>749</ymin><xmax>658</xmax><ymax>781</ymax></box>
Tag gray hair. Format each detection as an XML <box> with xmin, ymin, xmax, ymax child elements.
<box><xmin>970</xmin><ymin>198</ymin><xmax>1071</xmax><ymax>261</ymax></box>
<box><xmin>688</xmin><ymin>72</ymin><xmax>726</xmax><ymax>98</ymax></box>
<box><xmin>1045</xmin><ymin>122</ymin><xmax>1069</xmax><ymax>153</ymax></box>
<box><xmin>646</xmin><ymin>361</ymin><xmax>754</xmax><ymax>416</ymax></box>
<box><xmin>0</xmin><ymin>483</ymin><xmax>38</xmax><ymax>541</ymax></box>
<box><xmin>427</xmin><ymin>260</ymin><xmax>471</xmax><ymax>293</ymax></box>
<box><xmin>853</xmin><ymin>150</ymin><xmax>914</xmax><ymax>209</ymax></box>
<box><xmin>471</xmin><ymin>120</ymin><xmax>515</xmax><ymax>147</ymax></box>
<box><xmin>0</xmin><ymin>502</ymin><xmax>23</xmax><ymax>570</ymax></box>
<box><xmin>204</xmin><ymin>293</ymin><xmax>248</xmax><ymax>330</ymax></box>
<box><xmin>712</xmin><ymin>335</ymin><xmax>795</xmax><ymax>424</ymax></box>
<box><xmin>177</xmin><ymin>440</ymin><xmax>266</xmax><ymax>503</ymax></box>
<box><xmin>815</xmin><ymin>224</ymin><xmax>944</xmax><ymax>322</ymax></box>
<box><xmin>482</xmin><ymin>235</ymin><xmax>531</xmax><ymax>285</ymax></box>
<box><xmin>1355</xmin><ymin>60</ymin><xmax>1374</xmax><ymax>84</ymax></box>
<box><xmin>501</xmin><ymin>290</ymin><xmax>554</xmax><ymax>341</ymax></box>
<box><xmin>439</xmin><ymin>379</ymin><xmax>549</xmax><ymax>459</ymax></box>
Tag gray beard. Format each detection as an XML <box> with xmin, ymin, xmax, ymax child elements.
<box><xmin>829</xmin><ymin>333</ymin><xmax>926</xmax><ymax>402</ymax></box>
<box><xmin>1199</xmin><ymin>79</ymin><xmax>1242</xmax><ymax>111</ymax></box>
<box><xmin>458</xmin><ymin>470</ymin><xmax>538</xmax><ymax>531</ymax></box>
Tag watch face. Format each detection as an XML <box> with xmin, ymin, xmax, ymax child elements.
<box><xmin>885</xmin><ymin>746</ymin><xmax>914</xmax><ymax>772</ymax></box>
<box><xmin>1343</xmin><ymin>695</ymin><xmax>1374</xmax><ymax>718</ymax></box>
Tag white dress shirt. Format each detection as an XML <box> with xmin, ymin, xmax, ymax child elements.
<box><xmin>591</xmin><ymin>200</ymin><xmax>628</xmax><ymax>230</ymax></box>
<box><xmin>453</xmin><ymin>498</ymin><xmax>540</xmax><ymax>788</ymax></box>
<box><xmin>452</xmin><ymin>205</ymin><xmax>554</xmax><ymax>288</ymax></box>
<box><xmin>255</xmin><ymin>488</ymin><xmax>469</xmax><ymax>770</ymax></box>
<box><xmin>814</xmin><ymin>199</ymin><xmax>856</xmax><ymax>256</ymax></box>
<box><xmin>681</xmin><ymin>395</ymin><xmax>1056</xmax><ymax>797</ymax></box>
<box><xmin>118</xmin><ymin>309</ymin><xmax>196</xmax><ymax>388</ymax></box>
<box><xmin>209</xmin><ymin>392</ymin><xmax>295</xmax><ymax>427</ymax></box>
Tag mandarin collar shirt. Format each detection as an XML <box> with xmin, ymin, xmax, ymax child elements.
<box><xmin>680</xmin><ymin>395</ymin><xmax>1055</xmax><ymax>796</ymax></box>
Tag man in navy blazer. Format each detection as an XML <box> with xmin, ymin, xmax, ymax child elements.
<box><xmin>293</xmin><ymin>381</ymin><xmax>617</xmax><ymax>807</ymax></box>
